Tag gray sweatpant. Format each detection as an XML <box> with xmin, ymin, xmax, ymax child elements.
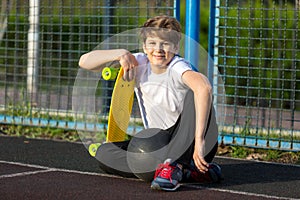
<box><xmin>96</xmin><ymin>90</ymin><xmax>218</xmax><ymax>182</ymax></box>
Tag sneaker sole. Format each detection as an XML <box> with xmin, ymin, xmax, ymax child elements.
<box><xmin>151</xmin><ymin>182</ymin><xmax>181</xmax><ymax>191</ymax></box>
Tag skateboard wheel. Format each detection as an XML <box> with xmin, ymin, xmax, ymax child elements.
<box><xmin>102</xmin><ymin>67</ymin><xmax>119</xmax><ymax>80</ymax></box>
<box><xmin>88</xmin><ymin>143</ymin><xmax>101</xmax><ymax>157</ymax></box>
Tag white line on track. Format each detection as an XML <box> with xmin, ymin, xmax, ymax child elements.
<box><xmin>0</xmin><ymin>160</ymin><xmax>297</xmax><ymax>200</ymax></box>
<box><xmin>0</xmin><ymin>169</ymin><xmax>55</xmax><ymax>179</ymax></box>
<box><xmin>216</xmin><ymin>156</ymin><xmax>300</xmax><ymax>168</ymax></box>
<box><xmin>0</xmin><ymin>160</ymin><xmax>138</xmax><ymax>180</ymax></box>
<box><xmin>186</xmin><ymin>184</ymin><xmax>298</xmax><ymax>200</ymax></box>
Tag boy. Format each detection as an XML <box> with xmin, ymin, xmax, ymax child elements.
<box><xmin>79</xmin><ymin>15</ymin><xmax>222</xmax><ymax>191</ymax></box>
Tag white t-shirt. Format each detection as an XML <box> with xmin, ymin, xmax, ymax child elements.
<box><xmin>133</xmin><ymin>53</ymin><xmax>192</xmax><ymax>129</ymax></box>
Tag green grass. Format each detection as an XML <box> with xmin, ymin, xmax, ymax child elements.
<box><xmin>218</xmin><ymin>144</ymin><xmax>300</xmax><ymax>165</ymax></box>
<box><xmin>0</xmin><ymin>124</ymin><xmax>81</xmax><ymax>142</ymax></box>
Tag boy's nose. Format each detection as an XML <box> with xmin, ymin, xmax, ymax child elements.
<box><xmin>154</xmin><ymin>43</ymin><xmax>164</xmax><ymax>50</ymax></box>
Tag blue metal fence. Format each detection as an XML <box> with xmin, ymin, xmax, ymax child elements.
<box><xmin>0</xmin><ymin>0</ymin><xmax>176</xmax><ymax>140</ymax></box>
<box><xmin>210</xmin><ymin>0</ymin><xmax>300</xmax><ymax>151</ymax></box>
<box><xmin>0</xmin><ymin>0</ymin><xmax>299</xmax><ymax>151</ymax></box>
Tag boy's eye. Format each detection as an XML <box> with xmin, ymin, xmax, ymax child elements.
<box><xmin>145</xmin><ymin>40</ymin><xmax>173</xmax><ymax>50</ymax></box>
<box><xmin>146</xmin><ymin>42</ymin><xmax>156</xmax><ymax>47</ymax></box>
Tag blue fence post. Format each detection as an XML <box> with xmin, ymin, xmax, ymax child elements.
<box><xmin>208</xmin><ymin>0</ymin><xmax>215</xmax><ymax>85</ymax></box>
<box><xmin>208</xmin><ymin>0</ymin><xmax>219</xmax><ymax>86</ymax></box>
<box><xmin>174</xmin><ymin>0</ymin><xmax>180</xmax><ymax>22</ymax></box>
<box><xmin>208</xmin><ymin>0</ymin><xmax>221</xmax><ymax>140</ymax></box>
<box><xmin>184</xmin><ymin>0</ymin><xmax>200</xmax><ymax>71</ymax></box>
<box><xmin>102</xmin><ymin>0</ymin><xmax>115</xmax><ymax>114</ymax></box>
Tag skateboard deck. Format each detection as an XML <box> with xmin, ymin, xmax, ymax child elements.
<box><xmin>106</xmin><ymin>66</ymin><xmax>135</xmax><ymax>142</ymax></box>
<box><xmin>89</xmin><ymin>66</ymin><xmax>135</xmax><ymax>156</ymax></box>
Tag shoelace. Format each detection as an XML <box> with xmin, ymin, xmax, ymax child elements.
<box><xmin>154</xmin><ymin>162</ymin><xmax>176</xmax><ymax>182</ymax></box>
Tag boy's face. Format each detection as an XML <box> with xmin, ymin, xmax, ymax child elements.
<box><xmin>143</xmin><ymin>36</ymin><xmax>179</xmax><ymax>68</ymax></box>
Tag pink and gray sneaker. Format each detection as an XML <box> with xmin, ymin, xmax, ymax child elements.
<box><xmin>151</xmin><ymin>159</ymin><xmax>183</xmax><ymax>191</ymax></box>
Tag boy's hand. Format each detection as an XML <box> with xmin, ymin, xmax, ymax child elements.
<box><xmin>193</xmin><ymin>140</ymin><xmax>209</xmax><ymax>173</ymax></box>
<box><xmin>118</xmin><ymin>51</ymin><xmax>138</xmax><ymax>81</ymax></box>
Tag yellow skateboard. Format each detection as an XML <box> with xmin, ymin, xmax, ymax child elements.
<box><xmin>89</xmin><ymin>66</ymin><xmax>135</xmax><ymax>157</ymax></box>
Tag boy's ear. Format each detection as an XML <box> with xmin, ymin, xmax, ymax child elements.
<box><xmin>174</xmin><ymin>44</ymin><xmax>180</xmax><ymax>54</ymax></box>
<box><xmin>142</xmin><ymin>43</ymin><xmax>147</xmax><ymax>53</ymax></box>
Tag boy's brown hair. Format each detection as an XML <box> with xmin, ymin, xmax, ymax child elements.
<box><xmin>140</xmin><ymin>15</ymin><xmax>182</xmax><ymax>45</ymax></box>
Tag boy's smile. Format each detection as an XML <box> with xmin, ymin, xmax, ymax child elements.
<box><xmin>143</xmin><ymin>36</ymin><xmax>178</xmax><ymax>73</ymax></box>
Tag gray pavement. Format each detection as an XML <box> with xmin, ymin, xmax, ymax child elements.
<box><xmin>0</xmin><ymin>136</ymin><xmax>299</xmax><ymax>199</ymax></box>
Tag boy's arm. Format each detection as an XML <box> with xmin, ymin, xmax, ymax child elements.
<box><xmin>78</xmin><ymin>49</ymin><xmax>138</xmax><ymax>72</ymax></box>
<box><xmin>182</xmin><ymin>70</ymin><xmax>213</xmax><ymax>173</ymax></box>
